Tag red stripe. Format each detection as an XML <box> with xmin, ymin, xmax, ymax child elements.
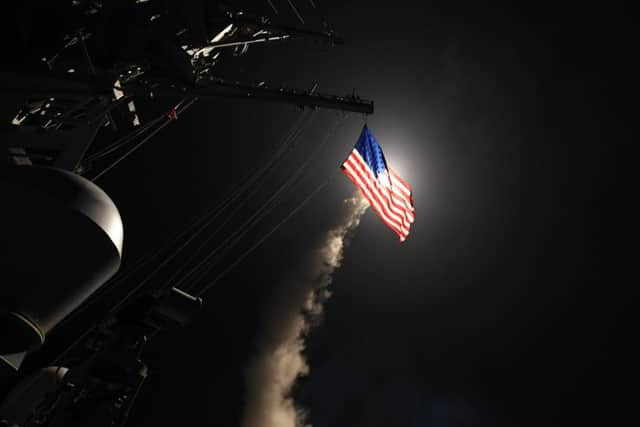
<box><xmin>389</xmin><ymin>168</ymin><xmax>412</xmax><ymax>195</ymax></box>
<box><xmin>347</xmin><ymin>154</ymin><xmax>409</xmax><ymax>224</ymax></box>
<box><xmin>341</xmin><ymin>148</ymin><xmax>416</xmax><ymax>242</ymax></box>
<box><xmin>387</xmin><ymin>186</ymin><xmax>415</xmax><ymax>222</ymax></box>
<box><xmin>387</xmin><ymin>169</ymin><xmax>414</xmax><ymax>217</ymax></box>
<box><xmin>390</xmin><ymin>190</ymin><xmax>415</xmax><ymax>221</ymax></box>
<box><xmin>345</xmin><ymin>155</ymin><xmax>413</xmax><ymax>235</ymax></box>
<box><xmin>343</xmin><ymin>156</ymin><xmax>409</xmax><ymax>234</ymax></box>
<box><xmin>342</xmin><ymin>166</ymin><xmax>407</xmax><ymax>241</ymax></box>
<box><xmin>389</xmin><ymin>175</ymin><xmax>414</xmax><ymax>213</ymax></box>
<box><xmin>347</xmin><ymin>153</ymin><xmax>414</xmax><ymax>229</ymax></box>
<box><xmin>350</xmin><ymin>151</ymin><xmax>413</xmax><ymax>216</ymax></box>
<box><xmin>389</xmin><ymin>180</ymin><xmax>414</xmax><ymax>210</ymax></box>
<box><xmin>343</xmin><ymin>156</ymin><xmax>410</xmax><ymax>237</ymax></box>
<box><xmin>390</xmin><ymin>192</ymin><xmax>415</xmax><ymax>223</ymax></box>
<box><xmin>341</xmin><ymin>162</ymin><xmax>407</xmax><ymax>237</ymax></box>
<box><xmin>378</xmin><ymin>172</ymin><xmax>415</xmax><ymax>222</ymax></box>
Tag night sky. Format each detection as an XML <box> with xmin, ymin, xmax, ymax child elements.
<box><xmin>4</xmin><ymin>1</ymin><xmax>624</xmax><ymax>426</ymax></box>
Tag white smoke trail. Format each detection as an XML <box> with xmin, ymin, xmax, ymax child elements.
<box><xmin>242</xmin><ymin>192</ymin><xmax>369</xmax><ymax>427</ymax></box>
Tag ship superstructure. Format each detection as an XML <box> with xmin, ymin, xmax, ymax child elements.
<box><xmin>1</xmin><ymin>1</ymin><xmax>373</xmax><ymax>425</ymax></box>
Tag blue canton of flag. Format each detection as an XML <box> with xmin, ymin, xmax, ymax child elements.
<box><xmin>341</xmin><ymin>125</ymin><xmax>415</xmax><ymax>242</ymax></box>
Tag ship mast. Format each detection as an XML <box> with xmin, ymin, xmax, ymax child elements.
<box><xmin>3</xmin><ymin>5</ymin><xmax>373</xmax><ymax>173</ymax></box>
<box><xmin>1</xmin><ymin>3</ymin><xmax>374</xmax><ymax>424</ymax></box>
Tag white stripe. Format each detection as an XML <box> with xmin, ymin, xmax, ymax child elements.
<box><xmin>344</xmin><ymin>157</ymin><xmax>411</xmax><ymax>235</ymax></box>
<box><xmin>391</xmin><ymin>186</ymin><xmax>413</xmax><ymax>210</ymax></box>
<box><xmin>389</xmin><ymin>187</ymin><xmax>415</xmax><ymax>219</ymax></box>
<box><xmin>346</xmin><ymin>154</ymin><xmax>414</xmax><ymax>230</ymax></box>
<box><xmin>389</xmin><ymin>179</ymin><xmax>414</xmax><ymax>214</ymax></box>
<box><xmin>342</xmin><ymin>149</ymin><xmax>415</xmax><ymax>241</ymax></box>
<box><xmin>389</xmin><ymin>168</ymin><xmax>412</xmax><ymax>196</ymax></box>
<box><xmin>345</xmin><ymin>156</ymin><xmax>409</xmax><ymax>231</ymax></box>
<box><xmin>343</xmin><ymin>161</ymin><xmax>410</xmax><ymax>237</ymax></box>
<box><xmin>390</xmin><ymin>188</ymin><xmax>415</xmax><ymax>218</ymax></box>
<box><xmin>387</xmin><ymin>169</ymin><xmax>414</xmax><ymax>217</ymax></box>
<box><xmin>343</xmin><ymin>162</ymin><xmax>409</xmax><ymax>237</ymax></box>
<box><xmin>390</xmin><ymin>176</ymin><xmax>411</xmax><ymax>199</ymax></box>
<box><xmin>348</xmin><ymin>152</ymin><xmax>414</xmax><ymax>228</ymax></box>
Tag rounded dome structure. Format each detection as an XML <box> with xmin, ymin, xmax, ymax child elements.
<box><xmin>0</xmin><ymin>166</ymin><xmax>123</xmax><ymax>355</ymax></box>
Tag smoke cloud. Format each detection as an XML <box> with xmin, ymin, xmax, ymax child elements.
<box><xmin>242</xmin><ymin>192</ymin><xmax>369</xmax><ymax>427</ymax></box>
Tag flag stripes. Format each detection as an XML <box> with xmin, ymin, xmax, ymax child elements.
<box><xmin>341</xmin><ymin>125</ymin><xmax>415</xmax><ymax>242</ymax></box>
<box><xmin>341</xmin><ymin>150</ymin><xmax>414</xmax><ymax>241</ymax></box>
<box><xmin>349</xmin><ymin>151</ymin><xmax>412</xmax><ymax>227</ymax></box>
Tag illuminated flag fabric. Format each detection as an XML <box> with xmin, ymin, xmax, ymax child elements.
<box><xmin>341</xmin><ymin>125</ymin><xmax>415</xmax><ymax>242</ymax></box>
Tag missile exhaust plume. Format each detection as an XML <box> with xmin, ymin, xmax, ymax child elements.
<box><xmin>242</xmin><ymin>192</ymin><xmax>369</xmax><ymax>427</ymax></box>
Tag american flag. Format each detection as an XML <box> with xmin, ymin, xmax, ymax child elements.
<box><xmin>341</xmin><ymin>125</ymin><xmax>415</xmax><ymax>242</ymax></box>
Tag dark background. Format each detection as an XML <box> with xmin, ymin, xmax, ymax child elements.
<box><xmin>4</xmin><ymin>1</ymin><xmax>624</xmax><ymax>426</ymax></box>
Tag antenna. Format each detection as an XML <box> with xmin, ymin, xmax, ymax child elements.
<box><xmin>266</xmin><ymin>0</ymin><xmax>279</xmax><ymax>14</ymax></box>
<box><xmin>287</xmin><ymin>0</ymin><xmax>305</xmax><ymax>24</ymax></box>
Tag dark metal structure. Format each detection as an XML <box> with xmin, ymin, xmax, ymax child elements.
<box><xmin>0</xmin><ymin>288</ymin><xmax>202</xmax><ymax>427</ymax></box>
<box><xmin>0</xmin><ymin>1</ymin><xmax>374</xmax><ymax>425</ymax></box>
<box><xmin>2</xmin><ymin>1</ymin><xmax>373</xmax><ymax>175</ymax></box>
<box><xmin>1</xmin><ymin>166</ymin><xmax>123</xmax><ymax>357</ymax></box>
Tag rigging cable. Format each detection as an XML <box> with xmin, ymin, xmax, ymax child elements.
<box><xmin>55</xmin><ymin>109</ymin><xmax>315</xmax><ymax>334</ymax></box>
<box><xmin>163</xmin><ymin>113</ymin><xmax>316</xmax><ymax>287</ymax></box>
<box><xmin>196</xmin><ymin>177</ymin><xmax>331</xmax><ymax>297</ymax></box>
<box><xmin>182</xmin><ymin>115</ymin><xmax>346</xmax><ymax>293</ymax></box>
<box><xmin>266</xmin><ymin>0</ymin><xmax>279</xmax><ymax>14</ymax></box>
<box><xmin>51</xmin><ymin>176</ymin><xmax>332</xmax><ymax>367</ymax></box>
<box><xmin>179</xmin><ymin>115</ymin><xmax>345</xmax><ymax>291</ymax></box>
<box><xmin>287</xmin><ymin>0</ymin><xmax>305</xmax><ymax>24</ymax></box>
<box><xmin>54</xmin><ymin>109</ymin><xmax>307</xmax><ymax>336</ymax></box>
<box><xmin>177</xmin><ymin>171</ymin><xmax>298</xmax><ymax>291</ymax></box>
<box><xmin>85</xmin><ymin>115</ymin><xmax>166</xmax><ymax>162</ymax></box>
<box><xmin>50</xmin><ymin>111</ymin><xmax>329</xmax><ymax>365</ymax></box>
<box><xmin>102</xmin><ymin>111</ymin><xmax>318</xmax><ymax>314</ymax></box>
<box><xmin>91</xmin><ymin>97</ymin><xmax>199</xmax><ymax>181</ymax></box>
